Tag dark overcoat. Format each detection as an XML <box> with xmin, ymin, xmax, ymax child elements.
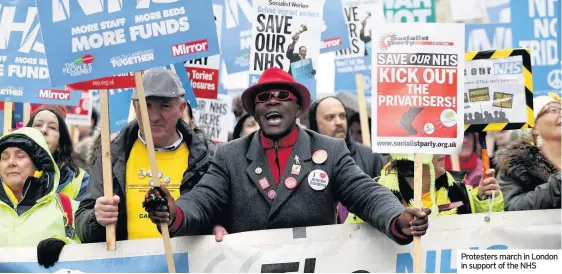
<box><xmin>174</xmin><ymin>127</ymin><xmax>409</xmax><ymax>244</ymax></box>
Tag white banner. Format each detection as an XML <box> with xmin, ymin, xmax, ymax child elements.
<box><xmin>0</xmin><ymin>210</ymin><xmax>560</xmax><ymax>273</ymax></box>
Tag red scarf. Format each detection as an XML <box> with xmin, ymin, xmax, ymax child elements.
<box><xmin>260</xmin><ymin>127</ymin><xmax>299</xmax><ymax>184</ymax></box>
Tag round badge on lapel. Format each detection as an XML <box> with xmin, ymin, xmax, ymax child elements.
<box><xmin>312</xmin><ymin>150</ymin><xmax>328</xmax><ymax>164</ymax></box>
<box><xmin>255</xmin><ymin>167</ymin><xmax>263</xmax><ymax>175</ymax></box>
<box><xmin>307</xmin><ymin>169</ymin><xmax>329</xmax><ymax>191</ymax></box>
<box><xmin>267</xmin><ymin>189</ymin><xmax>276</xmax><ymax>200</ymax></box>
<box><xmin>284</xmin><ymin>177</ymin><xmax>297</xmax><ymax>189</ymax></box>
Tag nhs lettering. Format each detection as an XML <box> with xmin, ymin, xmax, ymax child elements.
<box><xmin>222</xmin><ymin>0</ymin><xmax>253</xmax><ymax>73</ymax></box>
<box><xmin>36</xmin><ymin>0</ymin><xmax>219</xmax><ymax>86</ymax></box>
<box><xmin>0</xmin><ymin>0</ymin><xmax>80</xmax><ymax>106</ymax></box>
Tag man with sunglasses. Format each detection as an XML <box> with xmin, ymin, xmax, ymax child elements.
<box><xmin>145</xmin><ymin>68</ymin><xmax>431</xmax><ymax>244</ymax></box>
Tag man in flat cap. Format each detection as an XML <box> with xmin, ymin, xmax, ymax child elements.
<box><xmin>146</xmin><ymin>68</ymin><xmax>431</xmax><ymax>244</ymax></box>
<box><xmin>75</xmin><ymin>68</ymin><xmax>217</xmax><ymax>243</ymax></box>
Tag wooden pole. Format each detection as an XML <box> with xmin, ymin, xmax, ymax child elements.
<box><xmin>134</xmin><ymin>71</ymin><xmax>176</xmax><ymax>273</ymax></box>
<box><xmin>99</xmin><ymin>89</ymin><xmax>116</xmax><ymax>251</ymax></box>
<box><xmin>3</xmin><ymin>102</ymin><xmax>12</xmax><ymax>135</ymax></box>
<box><xmin>413</xmin><ymin>154</ymin><xmax>424</xmax><ymax>273</ymax></box>
<box><xmin>449</xmin><ymin>155</ymin><xmax>460</xmax><ymax>171</ymax></box>
<box><xmin>355</xmin><ymin>74</ymin><xmax>371</xmax><ymax>147</ymax></box>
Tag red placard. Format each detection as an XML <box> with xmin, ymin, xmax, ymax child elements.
<box><xmin>66</xmin><ymin>73</ymin><xmax>136</xmax><ymax>90</ymax></box>
<box><xmin>377</xmin><ymin>66</ymin><xmax>458</xmax><ymax>138</ymax></box>
<box><xmin>186</xmin><ymin>67</ymin><xmax>219</xmax><ymax>99</ymax></box>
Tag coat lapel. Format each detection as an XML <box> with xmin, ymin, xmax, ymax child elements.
<box><xmin>245</xmin><ymin>133</ymin><xmax>276</xmax><ymax>205</ymax></box>
<box><xmin>268</xmin><ymin>127</ymin><xmax>312</xmax><ymax>219</ymax></box>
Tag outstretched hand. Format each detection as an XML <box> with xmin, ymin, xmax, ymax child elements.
<box><xmin>143</xmin><ymin>184</ymin><xmax>176</xmax><ymax>226</ymax></box>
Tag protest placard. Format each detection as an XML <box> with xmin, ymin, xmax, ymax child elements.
<box><xmin>333</xmin><ymin>0</ymin><xmax>384</xmax><ymax>96</ymax></box>
<box><xmin>290</xmin><ymin>58</ymin><xmax>314</xmax><ymax>79</ymax></box>
<box><xmin>222</xmin><ymin>0</ymin><xmax>253</xmax><ymax>74</ymax></box>
<box><xmin>493</xmin><ymin>92</ymin><xmax>513</xmax><ymax>109</ymax></box>
<box><xmin>185</xmin><ymin>1</ymin><xmax>223</xmax><ymax>99</ymax></box>
<box><xmin>336</xmin><ymin>0</ymin><xmax>383</xmax><ymax>59</ymax></box>
<box><xmin>334</xmin><ymin>57</ymin><xmax>372</xmax><ymax>96</ymax></box>
<box><xmin>320</xmin><ymin>0</ymin><xmax>350</xmax><ymax>53</ymax></box>
<box><xmin>465</xmin><ymin>23</ymin><xmax>512</xmax><ymax>51</ymax></box>
<box><xmin>65</xmin><ymin>90</ymin><xmax>92</xmax><ymax>126</ymax></box>
<box><xmin>371</xmin><ymin>23</ymin><xmax>464</xmax><ymax>154</ymax></box>
<box><xmin>107</xmin><ymin>89</ymin><xmax>133</xmax><ymax>133</ymax></box>
<box><xmin>384</xmin><ymin>0</ymin><xmax>436</xmax><ymax>23</ymax></box>
<box><xmin>249</xmin><ymin>0</ymin><xmax>324</xmax><ymax>85</ymax></box>
<box><xmin>0</xmin><ymin>0</ymin><xmax>81</xmax><ymax>106</ymax></box>
<box><xmin>36</xmin><ymin>1</ymin><xmax>220</xmax><ymax>86</ymax></box>
<box><xmin>510</xmin><ymin>0</ymin><xmax>560</xmax><ymax>96</ymax></box>
<box><xmin>464</xmin><ymin>51</ymin><xmax>529</xmax><ymax>127</ymax></box>
<box><xmin>193</xmin><ymin>95</ymin><xmax>233</xmax><ymax>143</ymax></box>
<box><xmin>66</xmin><ymin>73</ymin><xmax>136</xmax><ymax>90</ymax></box>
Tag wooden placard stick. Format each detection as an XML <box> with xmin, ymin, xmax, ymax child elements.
<box><xmin>3</xmin><ymin>102</ymin><xmax>12</xmax><ymax>135</ymax></box>
<box><xmin>413</xmin><ymin>154</ymin><xmax>424</xmax><ymax>273</ymax></box>
<box><xmin>134</xmin><ymin>71</ymin><xmax>176</xmax><ymax>273</ymax></box>
<box><xmin>23</xmin><ymin>103</ymin><xmax>31</xmax><ymax>125</ymax></box>
<box><xmin>99</xmin><ymin>89</ymin><xmax>116</xmax><ymax>251</ymax></box>
<box><xmin>355</xmin><ymin>74</ymin><xmax>371</xmax><ymax>147</ymax></box>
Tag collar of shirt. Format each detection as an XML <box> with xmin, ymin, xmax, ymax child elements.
<box><xmin>137</xmin><ymin>129</ymin><xmax>183</xmax><ymax>152</ymax></box>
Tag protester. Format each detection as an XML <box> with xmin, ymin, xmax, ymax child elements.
<box><xmin>73</xmin><ymin>131</ymin><xmax>100</xmax><ymax>172</ymax></box>
<box><xmin>76</xmin><ymin>108</ymin><xmax>99</xmax><ymax>141</ymax></box>
<box><xmin>145</xmin><ymin>68</ymin><xmax>430</xmax><ymax>244</ymax></box>
<box><xmin>0</xmin><ymin>127</ymin><xmax>79</xmax><ymax>267</ymax></box>
<box><xmin>494</xmin><ymin>94</ymin><xmax>561</xmax><ymax>210</ymax></box>
<box><xmin>346</xmin><ymin>154</ymin><xmax>504</xmax><ymax>223</ymax></box>
<box><xmin>27</xmin><ymin>107</ymin><xmax>90</xmax><ymax>201</ymax></box>
<box><xmin>75</xmin><ymin>68</ymin><xmax>218</xmax><ymax>243</ymax></box>
<box><xmin>308</xmin><ymin>97</ymin><xmax>385</xmax><ymax>223</ymax></box>
<box><xmin>232</xmin><ymin>113</ymin><xmax>260</xmax><ymax>140</ymax></box>
<box><xmin>182</xmin><ymin>101</ymin><xmax>196</xmax><ymax>129</ymax></box>
<box><xmin>445</xmin><ymin>132</ymin><xmax>482</xmax><ymax>187</ymax></box>
<box><xmin>347</xmin><ymin>112</ymin><xmax>370</xmax><ymax>145</ymax></box>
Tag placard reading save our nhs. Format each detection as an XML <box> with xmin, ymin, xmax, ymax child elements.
<box><xmin>0</xmin><ymin>0</ymin><xmax>81</xmax><ymax>106</ymax></box>
<box><xmin>35</xmin><ymin>0</ymin><xmax>219</xmax><ymax>86</ymax></box>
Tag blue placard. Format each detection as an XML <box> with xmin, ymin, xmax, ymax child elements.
<box><xmin>107</xmin><ymin>89</ymin><xmax>133</xmax><ymax>133</ymax></box>
<box><xmin>486</xmin><ymin>2</ymin><xmax>511</xmax><ymax>23</ymax></box>
<box><xmin>36</xmin><ymin>0</ymin><xmax>219</xmax><ymax>87</ymax></box>
<box><xmin>221</xmin><ymin>0</ymin><xmax>252</xmax><ymax>74</ymax></box>
<box><xmin>320</xmin><ymin>0</ymin><xmax>350</xmax><ymax>53</ymax></box>
<box><xmin>0</xmin><ymin>110</ymin><xmax>4</xmax><ymax>133</ymax></box>
<box><xmin>0</xmin><ymin>0</ymin><xmax>81</xmax><ymax>106</ymax></box>
<box><xmin>290</xmin><ymin>59</ymin><xmax>314</xmax><ymax>79</ymax></box>
<box><xmin>465</xmin><ymin>23</ymin><xmax>512</xmax><ymax>51</ymax></box>
<box><xmin>334</xmin><ymin>56</ymin><xmax>371</xmax><ymax>96</ymax></box>
<box><xmin>171</xmin><ymin>63</ymin><xmax>198</xmax><ymax>109</ymax></box>
<box><xmin>510</xmin><ymin>0</ymin><xmax>561</xmax><ymax>96</ymax></box>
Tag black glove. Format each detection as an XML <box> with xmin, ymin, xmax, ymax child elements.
<box><xmin>142</xmin><ymin>186</ymin><xmax>168</xmax><ymax>212</ymax></box>
<box><xmin>37</xmin><ymin>238</ymin><xmax>66</xmax><ymax>268</ymax></box>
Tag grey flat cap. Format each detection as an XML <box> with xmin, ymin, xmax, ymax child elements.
<box><xmin>132</xmin><ymin>68</ymin><xmax>186</xmax><ymax>99</ymax></box>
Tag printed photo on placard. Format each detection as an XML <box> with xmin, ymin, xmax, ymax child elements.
<box><xmin>249</xmin><ymin>0</ymin><xmax>324</xmax><ymax>85</ymax></box>
<box><xmin>464</xmin><ymin>55</ymin><xmax>528</xmax><ymax>125</ymax></box>
<box><xmin>335</xmin><ymin>0</ymin><xmax>384</xmax><ymax>59</ymax></box>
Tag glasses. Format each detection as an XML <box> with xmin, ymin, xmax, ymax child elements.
<box><xmin>537</xmin><ymin>105</ymin><xmax>561</xmax><ymax>120</ymax></box>
<box><xmin>255</xmin><ymin>90</ymin><xmax>298</xmax><ymax>104</ymax></box>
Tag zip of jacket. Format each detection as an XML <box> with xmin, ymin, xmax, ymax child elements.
<box><xmin>274</xmin><ymin>141</ymin><xmax>280</xmax><ymax>184</ymax></box>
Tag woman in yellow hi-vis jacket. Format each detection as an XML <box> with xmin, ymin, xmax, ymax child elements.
<box><xmin>27</xmin><ymin>107</ymin><xmax>90</xmax><ymax>201</ymax></box>
<box><xmin>346</xmin><ymin>154</ymin><xmax>504</xmax><ymax>224</ymax></box>
<box><xmin>0</xmin><ymin>127</ymin><xmax>80</xmax><ymax>267</ymax></box>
